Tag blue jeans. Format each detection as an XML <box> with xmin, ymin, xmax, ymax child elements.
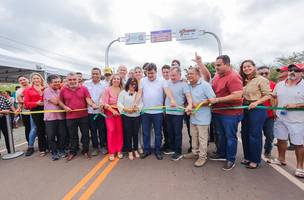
<box><xmin>142</xmin><ymin>113</ymin><xmax>163</xmax><ymax>154</ymax></box>
<box><xmin>263</xmin><ymin>117</ymin><xmax>274</xmax><ymax>154</ymax></box>
<box><xmin>28</xmin><ymin>116</ymin><xmax>37</xmax><ymax>147</ymax></box>
<box><xmin>241</xmin><ymin>108</ymin><xmax>267</xmax><ymax>164</ymax></box>
<box><xmin>88</xmin><ymin>114</ymin><xmax>107</xmax><ymax>149</ymax></box>
<box><xmin>213</xmin><ymin>113</ymin><xmax>243</xmax><ymax>162</ymax></box>
<box><xmin>167</xmin><ymin>114</ymin><xmax>184</xmax><ymax>154</ymax></box>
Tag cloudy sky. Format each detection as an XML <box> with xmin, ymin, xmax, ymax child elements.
<box><xmin>0</xmin><ymin>0</ymin><xmax>303</xmax><ymax>74</ymax></box>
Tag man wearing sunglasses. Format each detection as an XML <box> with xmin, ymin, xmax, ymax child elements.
<box><xmin>271</xmin><ymin>63</ymin><xmax>304</xmax><ymax>178</ymax></box>
<box><xmin>257</xmin><ymin>66</ymin><xmax>276</xmax><ymax>159</ymax></box>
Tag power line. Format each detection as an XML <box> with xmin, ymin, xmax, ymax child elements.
<box><xmin>0</xmin><ymin>35</ymin><xmax>100</xmax><ymax>67</ymax></box>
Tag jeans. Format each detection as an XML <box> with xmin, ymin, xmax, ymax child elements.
<box><xmin>162</xmin><ymin>113</ymin><xmax>169</xmax><ymax>149</ymax></box>
<box><xmin>28</xmin><ymin>116</ymin><xmax>37</xmax><ymax>147</ymax></box>
<box><xmin>66</xmin><ymin>117</ymin><xmax>90</xmax><ymax>155</ymax></box>
<box><xmin>31</xmin><ymin>106</ymin><xmax>47</xmax><ymax>152</ymax></box>
<box><xmin>263</xmin><ymin>117</ymin><xmax>274</xmax><ymax>154</ymax></box>
<box><xmin>213</xmin><ymin>113</ymin><xmax>243</xmax><ymax>162</ymax></box>
<box><xmin>241</xmin><ymin>108</ymin><xmax>267</xmax><ymax>164</ymax></box>
<box><xmin>142</xmin><ymin>113</ymin><xmax>163</xmax><ymax>154</ymax></box>
<box><xmin>88</xmin><ymin>114</ymin><xmax>107</xmax><ymax>149</ymax></box>
<box><xmin>45</xmin><ymin>120</ymin><xmax>66</xmax><ymax>154</ymax></box>
<box><xmin>167</xmin><ymin>114</ymin><xmax>184</xmax><ymax>154</ymax></box>
<box><xmin>21</xmin><ymin>114</ymin><xmax>31</xmax><ymax>143</ymax></box>
<box><xmin>122</xmin><ymin>116</ymin><xmax>140</xmax><ymax>152</ymax></box>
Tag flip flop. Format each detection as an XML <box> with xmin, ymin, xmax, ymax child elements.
<box><xmin>295</xmin><ymin>169</ymin><xmax>304</xmax><ymax>178</ymax></box>
<box><xmin>267</xmin><ymin>158</ymin><xmax>287</xmax><ymax>166</ymax></box>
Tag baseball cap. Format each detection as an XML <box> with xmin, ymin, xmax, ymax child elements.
<box><xmin>288</xmin><ymin>63</ymin><xmax>304</xmax><ymax>71</ymax></box>
<box><xmin>103</xmin><ymin>67</ymin><xmax>113</xmax><ymax>75</ymax></box>
<box><xmin>276</xmin><ymin>66</ymin><xmax>288</xmax><ymax>72</ymax></box>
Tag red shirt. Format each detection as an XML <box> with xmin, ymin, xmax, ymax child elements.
<box><xmin>212</xmin><ymin>69</ymin><xmax>243</xmax><ymax>116</ymax></box>
<box><xmin>263</xmin><ymin>80</ymin><xmax>276</xmax><ymax>118</ymax></box>
<box><xmin>60</xmin><ymin>85</ymin><xmax>90</xmax><ymax>119</ymax></box>
<box><xmin>23</xmin><ymin>86</ymin><xmax>44</xmax><ymax>110</ymax></box>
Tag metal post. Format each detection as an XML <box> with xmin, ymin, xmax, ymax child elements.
<box><xmin>1</xmin><ymin>115</ymin><xmax>24</xmax><ymax>160</ymax></box>
<box><xmin>105</xmin><ymin>38</ymin><xmax>120</xmax><ymax>67</ymax></box>
<box><xmin>203</xmin><ymin>31</ymin><xmax>222</xmax><ymax>56</ymax></box>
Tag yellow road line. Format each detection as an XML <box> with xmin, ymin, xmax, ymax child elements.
<box><xmin>79</xmin><ymin>158</ymin><xmax>120</xmax><ymax>200</ymax></box>
<box><xmin>62</xmin><ymin>156</ymin><xmax>109</xmax><ymax>200</ymax></box>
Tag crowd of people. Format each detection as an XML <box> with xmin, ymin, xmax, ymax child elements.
<box><xmin>0</xmin><ymin>53</ymin><xmax>303</xmax><ymax>178</ymax></box>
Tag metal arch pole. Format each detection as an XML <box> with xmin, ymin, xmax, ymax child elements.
<box><xmin>203</xmin><ymin>31</ymin><xmax>222</xmax><ymax>56</ymax></box>
<box><xmin>1</xmin><ymin>115</ymin><xmax>24</xmax><ymax>160</ymax></box>
<box><xmin>105</xmin><ymin>38</ymin><xmax>120</xmax><ymax>68</ymax></box>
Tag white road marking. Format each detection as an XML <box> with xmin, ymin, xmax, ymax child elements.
<box><xmin>237</xmin><ymin>138</ymin><xmax>304</xmax><ymax>191</ymax></box>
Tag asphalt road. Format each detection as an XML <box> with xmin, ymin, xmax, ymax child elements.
<box><xmin>0</xmin><ymin>127</ymin><xmax>303</xmax><ymax>200</ymax></box>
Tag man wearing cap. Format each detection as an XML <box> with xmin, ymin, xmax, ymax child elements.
<box><xmin>276</xmin><ymin>66</ymin><xmax>289</xmax><ymax>81</ymax></box>
<box><xmin>270</xmin><ymin>63</ymin><xmax>304</xmax><ymax>178</ymax></box>
<box><xmin>103</xmin><ymin>67</ymin><xmax>113</xmax><ymax>85</ymax></box>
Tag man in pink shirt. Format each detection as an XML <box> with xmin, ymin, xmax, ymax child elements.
<box><xmin>44</xmin><ymin>74</ymin><xmax>66</xmax><ymax>161</ymax></box>
<box><xmin>59</xmin><ymin>72</ymin><xmax>98</xmax><ymax>161</ymax></box>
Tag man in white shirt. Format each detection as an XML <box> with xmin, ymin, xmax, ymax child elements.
<box><xmin>84</xmin><ymin>68</ymin><xmax>108</xmax><ymax>156</ymax></box>
<box><xmin>270</xmin><ymin>63</ymin><xmax>304</xmax><ymax>178</ymax></box>
<box><xmin>138</xmin><ymin>63</ymin><xmax>176</xmax><ymax>160</ymax></box>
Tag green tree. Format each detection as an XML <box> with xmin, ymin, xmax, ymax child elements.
<box><xmin>275</xmin><ymin>51</ymin><xmax>304</xmax><ymax>65</ymax></box>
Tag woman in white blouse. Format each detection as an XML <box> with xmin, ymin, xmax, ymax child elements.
<box><xmin>118</xmin><ymin>78</ymin><xmax>143</xmax><ymax>160</ymax></box>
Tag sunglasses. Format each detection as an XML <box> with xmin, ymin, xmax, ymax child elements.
<box><xmin>288</xmin><ymin>68</ymin><xmax>302</xmax><ymax>73</ymax></box>
<box><xmin>259</xmin><ymin>72</ymin><xmax>269</xmax><ymax>76</ymax></box>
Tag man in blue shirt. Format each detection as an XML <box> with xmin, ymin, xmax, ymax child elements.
<box><xmin>184</xmin><ymin>67</ymin><xmax>216</xmax><ymax>167</ymax></box>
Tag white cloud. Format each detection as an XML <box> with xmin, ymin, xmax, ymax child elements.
<box><xmin>0</xmin><ymin>0</ymin><xmax>303</xmax><ymax>75</ymax></box>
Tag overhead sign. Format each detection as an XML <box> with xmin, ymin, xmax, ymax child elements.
<box><xmin>176</xmin><ymin>28</ymin><xmax>199</xmax><ymax>41</ymax></box>
<box><xmin>125</xmin><ymin>32</ymin><xmax>146</xmax><ymax>45</ymax></box>
<box><xmin>150</xmin><ymin>29</ymin><xmax>172</xmax><ymax>43</ymax></box>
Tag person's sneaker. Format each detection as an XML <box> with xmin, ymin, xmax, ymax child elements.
<box><xmin>100</xmin><ymin>147</ymin><xmax>108</xmax><ymax>155</ymax></box>
<box><xmin>141</xmin><ymin>152</ymin><xmax>151</xmax><ymax>159</ymax></box>
<box><xmin>183</xmin><ymin>152</ymin><xmax>199</xmax><ymax>159</ymax></box>
<box><xmin>51</xmin><ymin>154</ymin><xmax>59</xmax><ymax>161</ymax></box>
<box><xmin>194</xmin><ymin>158</ymin><xmax>207</xmax><ymax>167</ymax></box>
<box><xmin>209</xmin><ymin>153</ymin><xmax>226</xmax><ymax>161</ymax></box>
<box><xmin>91</xmin><ymin>149</ymin><xmax>99</xmax><ymax>156</ymax></box>
<box><xmin>222</xmin><ymin>161</ymin><xmax>235</xmax><ymax>171</ymax></box>
<box><xmin>25</xmin><ymin>147</ymin><xmax>34</xmax><ymax>157</ymax></box>
<box><xmin>171</xmin><ymin>153</ymin><xmax>183</xmax><ymax>161</ymax></box>
<box><xmin>155</xmin><ymin>153</ymin><xmax>163</xmax><ymax>160</ymax></box>
<box><xmin>58</xmin><ymin>150</ymin><xmax>67</xmax><ymax>158</ymax></box>
<box><xmin>163</xmin><ymin>149</ymin><xmax>175</xmax><ymax>155</ymax></box>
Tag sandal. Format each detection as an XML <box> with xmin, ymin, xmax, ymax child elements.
<box><xmin>241</xmin><ymin>159</ymin><xmax>250</xmax><ymax>166</ymax></box>
<box><xmin>109</xmin><ymin>154</ymin><xmax>115</xmax><ymax>161</ymax></box>
<box><xmin>128</xmin><ymin>152</ymin><xmax>134</xmax><ymax>160</ymax></box>
<box><xmin>246</xmin><ymin>162</ymin><xmax>259</xmax><ymax>169</ymax></box>
<box><xmin>267</xmin><ymin>158</ymin><xmax>287</xmax><ymax>166</ymax></box>
<box><xmin>295</xmin><ymin>169</ymin><xmax>304</xmax><ymax>178</ymax></box>
<box><xmin>134</xmin><ymin>150</ymin><xmax>140</xmax><ymax>158</ymax></box>
<box><xmin>117</xmin><ymin>152</ymin><xmax>123</xmax><ymax>159</ymax></box>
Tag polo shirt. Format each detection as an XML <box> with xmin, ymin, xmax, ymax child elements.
<box><xmin>190</xmin><ymin>80</ymin><xmax>216</xmax><ymax>125</ymax></box>
<box><xmin>60</xmin><ymin>85</ymin><xmax>90</xmax><ymax>119</ymax></box>
<box><xmin>165</xmin><ymin>80</ymin><xmax>190</xmax><ymax>115</ymax></box>
<box><xmin>273</xmin><ymin>79</ymin><xmax>304</xmax><ymax>123</ymax></box>
<box><xmin>212</xmin><ymin>69</ymin><xmax>243</xmax><ymax>116</ymax></box>
<box><xmin>44</xmin><ymin>87</ymin><xmax>65</xmax><ymax>121</ymax></box>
